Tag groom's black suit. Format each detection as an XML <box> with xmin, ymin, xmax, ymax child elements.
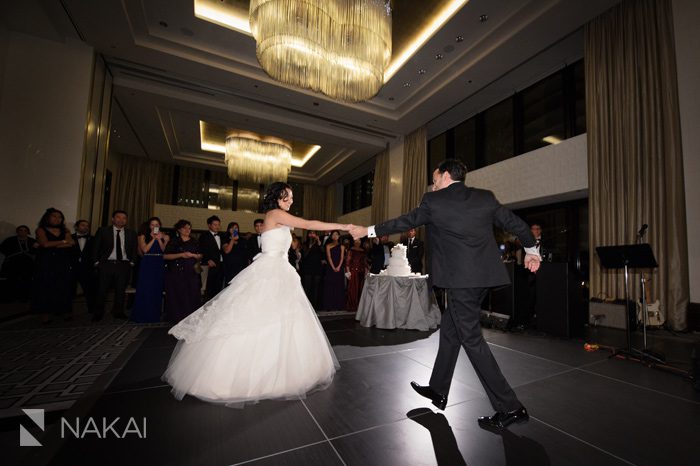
<box><xmin>374</xmin><ymin>182</ymin><xmax>535</xmax><ymax>413</ymax></box>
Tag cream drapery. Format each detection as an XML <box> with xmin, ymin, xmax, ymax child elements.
<box><xmin>401</xmin><ymin>126</ymin><xmax>428</xmax><ymax>213</ymax></box>
<box><xmin>370</xmin><ymin>148</ymin><xmax>390</xmax><ymax>225</ymax></box>
<box><xmin>323</xmin><ymin>184</ymin><xmax>337</xmax><ymax>222</ymax></box>
<box><xmin>303</xmin><ymin>184</ymin><xmax>328</xmax><ymax>223</ymax></box>
<box><xmin>585</xmin><ymin>0</ymin><xmax>689</xmax><ymax>330</ymax></box>
<box><xmin>111</xmin><ymin>155</ymin><xmax>160</xmax><ymax>231</ymax></box>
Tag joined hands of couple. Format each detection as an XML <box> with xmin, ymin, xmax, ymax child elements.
<box><xmin>343</xmin><ymin>224</ymin><xmax>541</xmax><ymax>274</ymax></box>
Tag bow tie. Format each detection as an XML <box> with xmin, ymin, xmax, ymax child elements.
<box><xmin>77</xmin><ymin>235</ymin><xmax>88</xmax><ymax>238</ymax></box>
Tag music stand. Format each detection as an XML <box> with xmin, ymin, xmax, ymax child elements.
<box><xmin>596</xmin><ymin>244</ymin><xmax>657</xmax><ymax>360</ymax></box>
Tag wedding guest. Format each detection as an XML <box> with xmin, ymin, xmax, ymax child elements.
<box><xmin>345</xmin><ymin>237</ymin><xmax>368</xmax><ymax>312</ymax></box>
<box><xmin>131</xmin><ymin>217</ymin><xmax>168</xmax><ymax>323</ymax></box>
<box><xmin>288</xmin><ymin>235</ymin><xmax>302</xmax><ymax>274</ymax></box>
<box><xmin>200</xmin><ymin>215</ymin><xmax>223</xmax><ymax>301</ymax></box>
<box><xmin>402</xmin><ymin>228</ymin><xmax>425</xmax><ymax>273</ymax></box>
<box><xmin>71</xmin><ymin>220</ymin><xmax>95</xmax><ymax>313</ymax></box>
<box><xmin>247</xmin><ymin>218</ymin><xmax>264</xmax><ymax>261</ymax></box>
<box><xmin>322</xmin><ymin>230</ymin><xmax>345</xmax><ymax>311</ymax></box>
<box><xmin>92</xmin><ymin>210</ymin><xmax>137</xmax><ymax>322</ymax></box>
<box><xmin>221</xmin><ymin>222</ymin><xmax>247</xmax><ymax>285</ymax></box>
<box><xmin>33</xmin><ymin>209</ymin><xmax>75</xmax><ymax>323</ymax></box>
<box><xmin>300</xmin><ymin>231</ymin><xmax>323</xmax><ymax>309</ymax></box>
<box><xmin>163</xmin><ymin>220</ymin><xmax>202</xmax><ymax>323</ymax></box>
<box><xmin>0</xmin><ymin>225</ymin><xmax>37</xmax><ymax>301</ymax></box>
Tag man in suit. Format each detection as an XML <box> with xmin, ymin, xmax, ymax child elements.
<box><xmin>247</xmin><ymin>218</ymin><xmax>264</xmax><ymax>261</ymax></box>
<box><xmin>91</xmin><ymin>210</ymin><xmax>137</xmax><ymax>321</ymax></box>
<box><xmin>200</xmin><ymin>215</ymin><xmax>223</xmax><ymax>301</ymax></box>
<box><xmin>350</xmin><ymin>159</ymin><xmax>541</xmax><ymax>430</ymax></box>
<box><xmin>72</xmin><ymin>219</ymin><xmax>95</xmax><ymax>313</ymax></box>
<box><xmin>402</xmin><ymin>228</ymin><xmax>424</xmax><ymax>273</ymax></box>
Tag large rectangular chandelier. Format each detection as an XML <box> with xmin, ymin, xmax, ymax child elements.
<box><xmin>249</xmin><ymin>0</ymin><xmax>392</xmax><ymax>103</ymax></box>
<box><xmin>225</xmin><ymin>131</ymin><xmax>292</xmax><ymax>184</ymax></box>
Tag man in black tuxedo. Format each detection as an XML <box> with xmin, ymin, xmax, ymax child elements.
<box><xmin>350</xmin><ymin>160</ymin><xmax>541</xmax><ymax>430</ymax></box>
<box><xmin>91</xmin><ymin>210</ymin><xmax>137</xmax><ymax>321</ymax></box>
<box><xmin>402</xmin><ymin>228</ymin><xmax>425</xmax><ymax>273</ymax></box>
<box><xmin>72</xmin><ymin>219</ymin><xmax>95</xmax><ymax>313</ymax></box>
<box><xmin>247</xmin><ymin>218</ymin><xmax>264</xmax><ymax>261</ymax></box>
<box><xmin>200</xmin><ymin>215</ymin><xmax>223</xmax><ymax>301</ymax></box>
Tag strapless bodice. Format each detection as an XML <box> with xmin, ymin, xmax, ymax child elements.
<box><xmin>259</xmin><ymin>226</ymin><xmax>292</xmax><ymax>257</ymax></box>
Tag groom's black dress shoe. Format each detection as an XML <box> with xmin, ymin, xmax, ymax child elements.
<box><xmin>410</xmin><ymin>381</ymin><xmax>448</xmax><ymax>410</ymax></box>
<box><xmin>477</xmin><ymin>406</ymin><xmax>529</xmax><ymax>431</ymax></box>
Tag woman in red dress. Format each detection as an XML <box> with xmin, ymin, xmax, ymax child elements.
<box><xmin>344</xmin><ymin>238</ymin><xmax>368</xmax><ymax>312</ymax></box>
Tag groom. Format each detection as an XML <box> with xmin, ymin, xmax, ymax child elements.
<box><xmin>350</xmin><ymin>159</ymin><xmax>541</xmax><ymax>430</ymax></box>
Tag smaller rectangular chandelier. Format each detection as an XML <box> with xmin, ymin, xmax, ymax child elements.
<box><xmin>225</xmin><ymin>131</ymin><xmax>292</xmax><ymax>184</ymax></box>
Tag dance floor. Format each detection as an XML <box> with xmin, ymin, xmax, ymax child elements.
<box><xmin>5</xmin><ymin>314</ymin><xmax>700</xmax><ymax>466</ymax></box>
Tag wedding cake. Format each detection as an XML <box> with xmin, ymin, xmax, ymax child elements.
<box><xmin>381</xmin><ymin>244</ymin><xmax>413</xmax><ymax>276</ymax></box>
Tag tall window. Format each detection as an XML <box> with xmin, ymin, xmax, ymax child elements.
<box><xmin>343</xmin><ymin>170</ymin><xmax>374</xmax><ymax>214</ymax></box>
<box><xmin>483</xmin><ymin>97</ymin><xmax>514</xmax><ymax>165</ymax></box>
<box><xmin>426</xmin><ymin>59</ymin><xmax>586</xmax><ymax>178</ymax></box>
<box><xmin>522</xmin><ymin>72</ymin><xmax>565</xmax><ymax>153</ymax></box>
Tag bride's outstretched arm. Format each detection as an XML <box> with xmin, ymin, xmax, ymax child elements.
<box><xmin>268</xmin><ymin>209</ymin><xmax>353</xmax><ymax>232</ymax></box>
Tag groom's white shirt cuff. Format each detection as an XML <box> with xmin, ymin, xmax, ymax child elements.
<box><xmin>523</xmin><ymin>246</ymin><xmax>540</xmax><ymax>258</ymax></box>
<box><xmin>367</xmin><ymin>226</ymin><xmax>377</xmax><ymax>238</ymax></box>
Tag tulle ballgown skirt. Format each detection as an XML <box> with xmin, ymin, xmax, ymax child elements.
<box><xmin>162</xmin><ymin>252</ymin><xmax>339</xmax><ymax>406</ymax></box>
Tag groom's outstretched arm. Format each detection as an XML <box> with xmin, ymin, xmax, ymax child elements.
<box><xmin>368</xmin><ymin>196</ymin><xmax>432</xmax><ymax>239</ymax></box>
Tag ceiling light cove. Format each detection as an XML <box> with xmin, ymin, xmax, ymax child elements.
<box><xmin>199</xmin><ymin>121</ymin><xmax>320</xmax><ymax>168</ymax></box>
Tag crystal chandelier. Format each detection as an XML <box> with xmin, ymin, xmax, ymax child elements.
<box><xmin>225</xmin><ymin>131</ymin><xmax>292</xmax><ymax>183</ymax></box>
<box><xmin>249</xmin><ymin>0</ymin><xmax>392</xmax><ymax>103</ymax></box>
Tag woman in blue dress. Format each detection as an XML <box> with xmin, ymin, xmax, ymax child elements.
<box><xmin>131</xmin><ymin>217</ymin><xmax>169</xmax><ymax>323</ymax></box>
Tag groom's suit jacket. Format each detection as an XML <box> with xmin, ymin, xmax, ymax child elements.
<box><xmin>374</xmin><ymin>182</ymin><xmax>535</xmax><ymax>289</ymax></box>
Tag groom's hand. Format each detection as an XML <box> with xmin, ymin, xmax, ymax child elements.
<box><xmin>350</xmin><ymin>226</ymin><xmax>368</xmax><ymax>240</ymax></box>
<box><xmin>524</xmin><ymin>254</ymin><xmax>541</xmax><ymax>273</ymax></box>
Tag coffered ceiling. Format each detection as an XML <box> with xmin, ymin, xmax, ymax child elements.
<box><xmin>5</xmin><ymin>0</ymin><xmax>619</xmax><ymax>184</ymax></box>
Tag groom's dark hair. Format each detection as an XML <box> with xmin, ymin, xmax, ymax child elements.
<box><xmin>437</xmin><ymin>159</ymin><xmax>467</xmax><ymax>182</ymax></box>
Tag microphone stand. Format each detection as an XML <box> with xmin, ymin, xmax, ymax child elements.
<box><xmin>636</xmin><ymin>225</ymin><xmax>665</xmax><ymax>364</ymax></box>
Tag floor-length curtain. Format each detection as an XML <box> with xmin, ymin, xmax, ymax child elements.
<box><xmin>323</xmin><ymin>184</ymin><xmax>336</xmax><ymax>223</ymax></box>
<box><xmin>585</xmin><ymin>0</ymin><xmax>688</xmax><ymax>330</ymax></box>
<box><xmin>303</xmin><ymin>184</ymin><xmax>327</xmax><ymax>223</ymax></box>
<box><xmin>370</xmin><ymin>148</ymin><xmax>390</xmax><ymax>225</ymax></box>
<box><xmin>112</xmin><ymin>155</ymin><xmax>160</xmax><ymax>231</ymax></box>
<box><xmin>401</xmin><ymin>126</ymin><xmax>428</xmax><ymax>213</ymax></box>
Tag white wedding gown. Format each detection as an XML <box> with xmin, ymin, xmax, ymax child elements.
<box><xmin>162</xmin><ymin>226</ymin><xmax>339</xmax><ymax>406</ymax></box>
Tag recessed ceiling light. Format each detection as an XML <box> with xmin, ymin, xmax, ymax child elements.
<box><xmin>403</xmin><ymin>82</ymin><xmax>411</xmax><ymax>88</ymax></box>
<box><xmin>435</xmin><ymin>53</ymin><xmax>443</xmax><ymax>60</ymax></box>
<box><xmin>159</xmin><ymin>20</ymin><xmax>168</xmax><ymax>28</ymax></box>
<box><xmin>418</xmin><ymin>69</ymin><xmax>426</xmax><ymax>75</ymax></box>
<box><xmin>313</xmin><ymin>102</ymin><xmax>319</xmax><ymax>106</ymax></box>
<box><xmin>456</xmin><ymin>35</ymin><xmax>464</xmax><ymax>42</ymax></box>
<box><xmin>479</xmin><ymin>14</ymin><xmax>488</xmax><ymax>23</ymax></box>
<box><xmin>468</xmin><ymin>80</ymin><xmax>472</xmax><ymax>84</ymax></box>
<box><xmin>388</xmin><ymin>97</ymin><xmax>395</xmax><ymax>101</ymax></box>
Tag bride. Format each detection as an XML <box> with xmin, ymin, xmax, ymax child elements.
<box><xmin>162</xmin><ymin>182</ymin><xmax>353</xmax><ymax>406</ymax></box>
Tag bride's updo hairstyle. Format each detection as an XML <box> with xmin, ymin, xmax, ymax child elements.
<box><xmin>262</xmin><ymin>182</ymin><xmax>293</xmax><ymax>212</ymax></box>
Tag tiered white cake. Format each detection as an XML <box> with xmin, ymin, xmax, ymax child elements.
<box><xmin>381</xmin><ymin>244</ymin><xmax>413</xmax><ymax>276</ymax></box>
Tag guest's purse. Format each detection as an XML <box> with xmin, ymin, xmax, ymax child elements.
<box><xmin>193</xmin><ymin>262</ymin><xmax>203</xmax><ymax>274</ymax></box>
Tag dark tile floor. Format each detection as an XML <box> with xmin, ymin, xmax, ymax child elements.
<box><xmin>4</xmin><ymin>313</ymin><xmax>700</xmax><ymax>466</ymax></box>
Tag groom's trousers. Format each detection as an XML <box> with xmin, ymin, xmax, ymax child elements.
<box><xmin>429</xmin><ymin>287</ymin><xmax>522</xmax><ymax>412</ymax></box>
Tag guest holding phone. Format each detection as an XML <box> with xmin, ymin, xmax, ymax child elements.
<box><xmin>222</xmin><ymin>222</ymin><xmax>248</xmax><ymax>285</ymax></box>
<box><xmin>131</xmin><ymin>217</ymin><xmax>169</xmax><ymax>323</ymax></box>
